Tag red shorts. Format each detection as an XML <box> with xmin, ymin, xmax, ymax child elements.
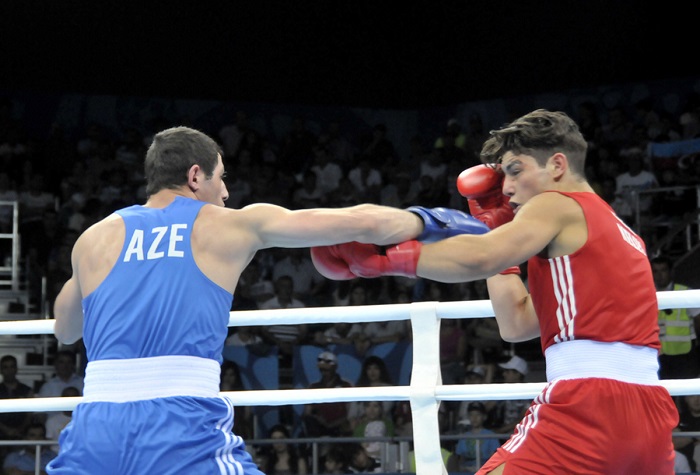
<box><xmin>476</xmin><ymin>378</ymin><xmax>678</xmax><ymax>475</ymax></box>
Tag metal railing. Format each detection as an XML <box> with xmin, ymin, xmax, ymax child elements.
<box><xmin>6</xmin><ymin>431</ymin><xmax>700</xmax><ymax>475</ymax></box>
<box><xmin>630</xmin><ymin>185</ymin><xmax>700</xmax><ymax>252</ymax></box>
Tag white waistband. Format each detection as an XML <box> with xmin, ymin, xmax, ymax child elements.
<box><xmin>83</xmin><ymin>355</ymin><xmax>221</xmax><ymax>403</ymax></box>
<box><xmin>545</xmin><ymin>340</ymin><xmax>660</xmax><ymax>385</ymax></box>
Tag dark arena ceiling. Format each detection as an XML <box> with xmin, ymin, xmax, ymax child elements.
<box><xmin>1</xmin><ymin>1</ymin><xmax>698</xmax><ymax>109</ymax></box>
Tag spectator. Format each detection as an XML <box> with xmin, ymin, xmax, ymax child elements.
<box><xmin>45</xmin><ymin>386</ymin><xmax>80</xmax><ymax>454</ymax></box>
<box><xmin>280</xmin><ymin>118</ymin><xmax>316</xmax><ymax>174</ymax></box>
<box><xmin>614</xmin><ymin>150</ymin><xmax>659</xmax><ymax>227</ymax></box>
<box><xmin>271</xmin><ymin>248</ymin><xmax>326</xmax><ymax>306</ymax></box>
<box><xmin>309</xmin><ymin>144</ymin><xmax>343</xmax><ymax>195</ymax></box>
<box><xmin>225</xmin><ymin>152</ymin><xmax>253</xmax><ymax>209</ymax></box>
<box><xmin>652</xmin><ymin>255</ymin><xmax>700</xmax><ymax>379</ymax></box>
<box><xmin>419</xmin><ymin>147</ymin><xmax>448</xmax><ymax>184</ymax></box>
<box><xmin>675</xmin><ymin>395</ymin><xmax>700</xmax><ymax>472</ymax></box>
<box><xmin>675</xmin><ymin>449</ymin><xmax>692</xmax><ymax>474</ymax></box>
<box><xmin>225</xmin><ymin>326</ymin><xmax>264</xmax><ymax>348</ymax></box>
<box><xmin>453</xmin><ymin>366</ymin><xmax>493</xmax><ymax>429</ymax></box>
<box><xmin>218</xmin><ymin>110</ymin><xmax>249</xmax><ymax>160</ymax></box>
<box><xmin>352</xmin><ymin>401</ymin><xmax>394</xmax><ymax>463</ymax></box>
<box><xmin>463</xmin><ymin>112</ymin><xmax>490</xmax><ymax>163</ymax></box>
<box><xmin>114</xmin><ymin>127</ymin><xmax>146</xmax><ymax>167</ymax></box>
<box><xmin>361</xmin><ymin>124</ymin><xmax>396</xmax><ymax>167</ymax></box>
<box><xmin>259</xmin><ymin>275</ymin><xmax>308</xmax><ymax>361</ymax></box>
<box><xmin>379</xmin><ymin>171</ymin><xmax>419</xmax><ymax>209</ymax></box>
<box><xmin>438</xmin><ymin>315</ymin><xmax>467</xmax><ymax>386</ymax></box>
<box><xmin>21</xmin><ymin>208</ymin><xmax>65</xmax><ymax>276</ymax></box>
<box><xmin>407</xmin><ymin>441</ymin><xmax>459</xmax><ymax>474</ymax></box>
<box><xmin>220</xmin><ymin>360</ymin><xmax>245</xmax><ymax>392</ymax></box>
<box><xmin>265</xmin><ymin>424</ymin><xmax>308</xmax><ymax>475</ymax></box>
<box><xmin>599</xmin><ymin>106</ymin><xmax>634</xmax><ymax>153</ymax></box>
<box><xmin>348</xmin><ymin>356</ymin><xmax>394</xmax><ymax>430</ymax></box>
<box><xmin>2</xmin><ymin>422</ymin><xmax>54</xmax><ymax>475</ymax></box>
<box><xmin>37</xmin><ymin>350</ymin><xmax>84</xmax><ymax>398</ymax></box>
<box><xmin>576</xmin><ymin>100</ymin><xmax>603</xmax><ymax>146</ymax></box>
<box><xmin>220</xmin><ymin>361</ymin><xmax>253</xmax><ymax>440</ymax></box>
<box><xmin>97</xmin><ymin>167</ymin><xmax>130</xmax><ymax>210</ymax></box>
<box><xmin>346</xmin><ymin>443</ymin><xmax>381</xmax><ymax>473</ymax></box>
<box><xmin>302</xmin><ymin>351</ymin><xmax>352</xmax><ymax>437</ymax></box>
<box><xmin>0</xmin><ymin>355</ymin><xmax>33</xmax><ymax>443</ymax></box>
<box><xmin>361</xmin><ymin>319</ymin><xmax>409</xmax><ymax>349</ymax></box>
<box><xmin>324</xmin><ymin>121</ymin><xmax>355</xmax><ymax>169</ymax></box>
<box><xmin>392</xmin><ymin>398</ymin><xmax>413</xmax><ymax>437</ymax></box>
<box><xmin>323</xmin><ymin>444</ymin><xmax>350</xmax><ymax>474</ymax></box>
<box><xmin>434</xmin><ymin>118</ymin><xmax>468</xmax><ymax>153</ymax></box>
<box><xmin>455</xmin><ymin>402</ymin><xmax>501</xmax><ymax>473</ymax></box>
<box><xmin>486</xmin><ymin>356</ymin><xmax>532</xmax><ymax>434</ymax></box>
<box><xmin>347</xmin><ymin>156</ymin><xmax>382</xmax><ymax>203</ymax></box>
<box><xmin>413</xmin><ymin>173</ymin><xmax>449</xmax><ymax>208</ymax></box>
<box><xmin>327</xmin><ymin>176</ymin><xmax>361</xmax><ymax>208</ymax></box>
<box><xmin>313</xmin><ymin>322</ymin><xmax>364</xmax><ymax>349</ymax></box>
<box><xmin>291</xmin><ymin>170</ymin><xmax>325</xmax><ymax>209</ymax></box>
<box><xmin>236</xmin><ymin>259</ymin><xmax>274</xmax><ymax>308</ymax></box>
<box><xmin>18</xmin><ymin>174</ymin><xmax>55</xmax><ymax>228</ymax></box>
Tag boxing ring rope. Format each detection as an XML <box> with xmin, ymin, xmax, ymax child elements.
<box><xmin>0</xmin><ymin>289</ymin><xmax>699</xmax><ymax>474</ymax></box>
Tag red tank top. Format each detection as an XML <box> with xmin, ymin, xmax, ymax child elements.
<box><xmin>528</xmin><ymin>191</ymin><xmax>660</xmax><ymax>353</ymax></box>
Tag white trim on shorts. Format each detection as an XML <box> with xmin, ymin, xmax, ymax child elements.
<box><xmin>83</xmin><ymin>355</ymin><xmax>221</xmax><ymax>403</ymax></box>
<box><xmin>545</xmin><ymin>340</ymin><xmax>660</xmax><ymax>385</ymax></box>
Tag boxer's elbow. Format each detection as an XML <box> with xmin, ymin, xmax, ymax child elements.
<box><xmin>54</xmin><ymin>317</ymin><xmax>83</xmax><ymax>345</ymax></box>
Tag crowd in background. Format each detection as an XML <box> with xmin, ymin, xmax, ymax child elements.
<box><xmin>2</xmin><ymin>85</ymin><xmax>700</xmax><ymax>472</ymax></box>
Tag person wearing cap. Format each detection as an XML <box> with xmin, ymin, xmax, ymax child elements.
<box><xmin>453</xmin><ymin>365</ymin><xmax>493</xmax><ymax>429</ymax></box>
<box><xmin>486</xmin><ymin>356</ymin><xmax>532</xmax><ymax>435</ymax></box>
<box><xmin>456</xmin><ymin>402</ymin><xmax>501</xmax><ymax>473</ymax></box>
<box><xmin>302</xmin><ymin>351</ymin><xmax>353</xmax><ymax>437</ymax></box>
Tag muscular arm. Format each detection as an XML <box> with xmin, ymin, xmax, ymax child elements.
<box><xmin>53</xmin><ymin>253</ymin><xmax>84</xmax><ymax>345</ymax></box>
<box><xmin>239</xmin><ymin>203</ymin><xmax>423</xmax><ymax>249</ymax></box>
<box><xmin>487</xmin><ymin>274</ymin><xmax>539</xmax><ymax>342</ymax></box>
<box><xmin>417</xmin><ymin>193</ymin><xmax>584</xmax><ymax>342</ymax></box>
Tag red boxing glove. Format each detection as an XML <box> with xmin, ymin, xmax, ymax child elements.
<box><xmin>311</xmin><ymin>241</ymin><xmax>422</xmax><ymax>280</ymax></box>
<box><xmin>500</xmin><ymin>265</ymin><xmax>521</xmax><ymax>275</ymax></box>
<box><xmin>457</xmin><ymin>165</ymin><xmax>514</xmax><ymax>229</ymax></box>
<box><xmin>310</xmin><ymin>245</ymin><xmax>359</xmax><ymax>280</ymax></box>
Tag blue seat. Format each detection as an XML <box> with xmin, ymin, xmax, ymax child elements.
<box><xmin>222</xmin><ymin>345</ymin><xmax>280</xmax><ymax>437</ymax></box>
<box><xmin>367</xmin><ymin>341</ymin><xmax>413</xmax><ymax>385</ymax></box>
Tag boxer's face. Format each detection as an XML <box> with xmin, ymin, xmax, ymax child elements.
<box><xmin>500</xmin><ymin>152</ymin><xmax>551</xmax><ymax>214</ymax></box>
<box><xmin>194</xmin><ymin>154</ymin><xmax>229</xmax><ymax>207</ymax></box>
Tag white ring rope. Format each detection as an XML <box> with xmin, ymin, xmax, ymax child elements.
<box><xmin>0</xmin><ymin>289</ymin><xmax>698</xmax><ymax>474</ymax></box>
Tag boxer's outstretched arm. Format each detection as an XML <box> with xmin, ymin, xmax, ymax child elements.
<box><xmin>235</xmin><ymin>203</ymin><xmax>424</xmax><ymax>249</ymax></box>
<box><xmin>416</xmin><ymin>193</ymin><xmax>569</xmax><ymax>341</ymax></box>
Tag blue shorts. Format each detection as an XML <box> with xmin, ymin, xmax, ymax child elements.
<box><xmin>47</xmin><ymin>396</ymin><xmax>263</xmax><ymax>475</ymax></box>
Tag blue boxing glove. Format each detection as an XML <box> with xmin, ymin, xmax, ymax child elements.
<box><xmin>407</xmin><ymin>206</ymin><xmax>490</xmax><ymax>243</ymax></box>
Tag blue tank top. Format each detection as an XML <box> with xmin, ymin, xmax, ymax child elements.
<box><xmin>82</xmin><ymin>197</ymin><xmax>233</xmax><ymax>363</ymax></box>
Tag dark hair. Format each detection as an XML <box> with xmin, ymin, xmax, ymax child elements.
<box><xmin>0</xmin><ymin>355</ymin><xmax>17</xmax><ymax>366</ymax></box>
<box><xmin>220</xmin><ymin>360</ymin><xmax>245</xmax><ymax>390</ymax></box>
<box><xmin>55</xmin><ymin>349</ymin><xmax>77</xmax><ymax>364</ymax></box>
<box><xmin>480</xmin><ymin>109</ymin><xmax>588</xmax><ymax>176</ymax></box>
<box><xmin>357</xmin><ymin>355</ymin><xmax>393</xmax><ymax>387</ymax></box>
<box><xmin>144</xmin><ymin>126</ymin><xmax>222</xmax><ymax>197</ymax></box>
<box><xmin>325</xmin><ymin>444</ymin><xmax>348</xmax><ymax>467</ymax></box>
<box><xmin>268</xmin><ymin>423</ymin><xmax>290</xmax><ymax>438</ymax></box>
<box><xmin>26</xmin><ymin>422</ymin><xmax>46</xmax><ymax>438</ymax></box>
<box><xmin>650</xmin><ymin>255</ymin><xmax>673</xmax><ymax>269</ymax></box>
<box><xmin>267</xmin><ymin>424</ymin><xmax>304</xmax><ymax>475</ymax></box>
